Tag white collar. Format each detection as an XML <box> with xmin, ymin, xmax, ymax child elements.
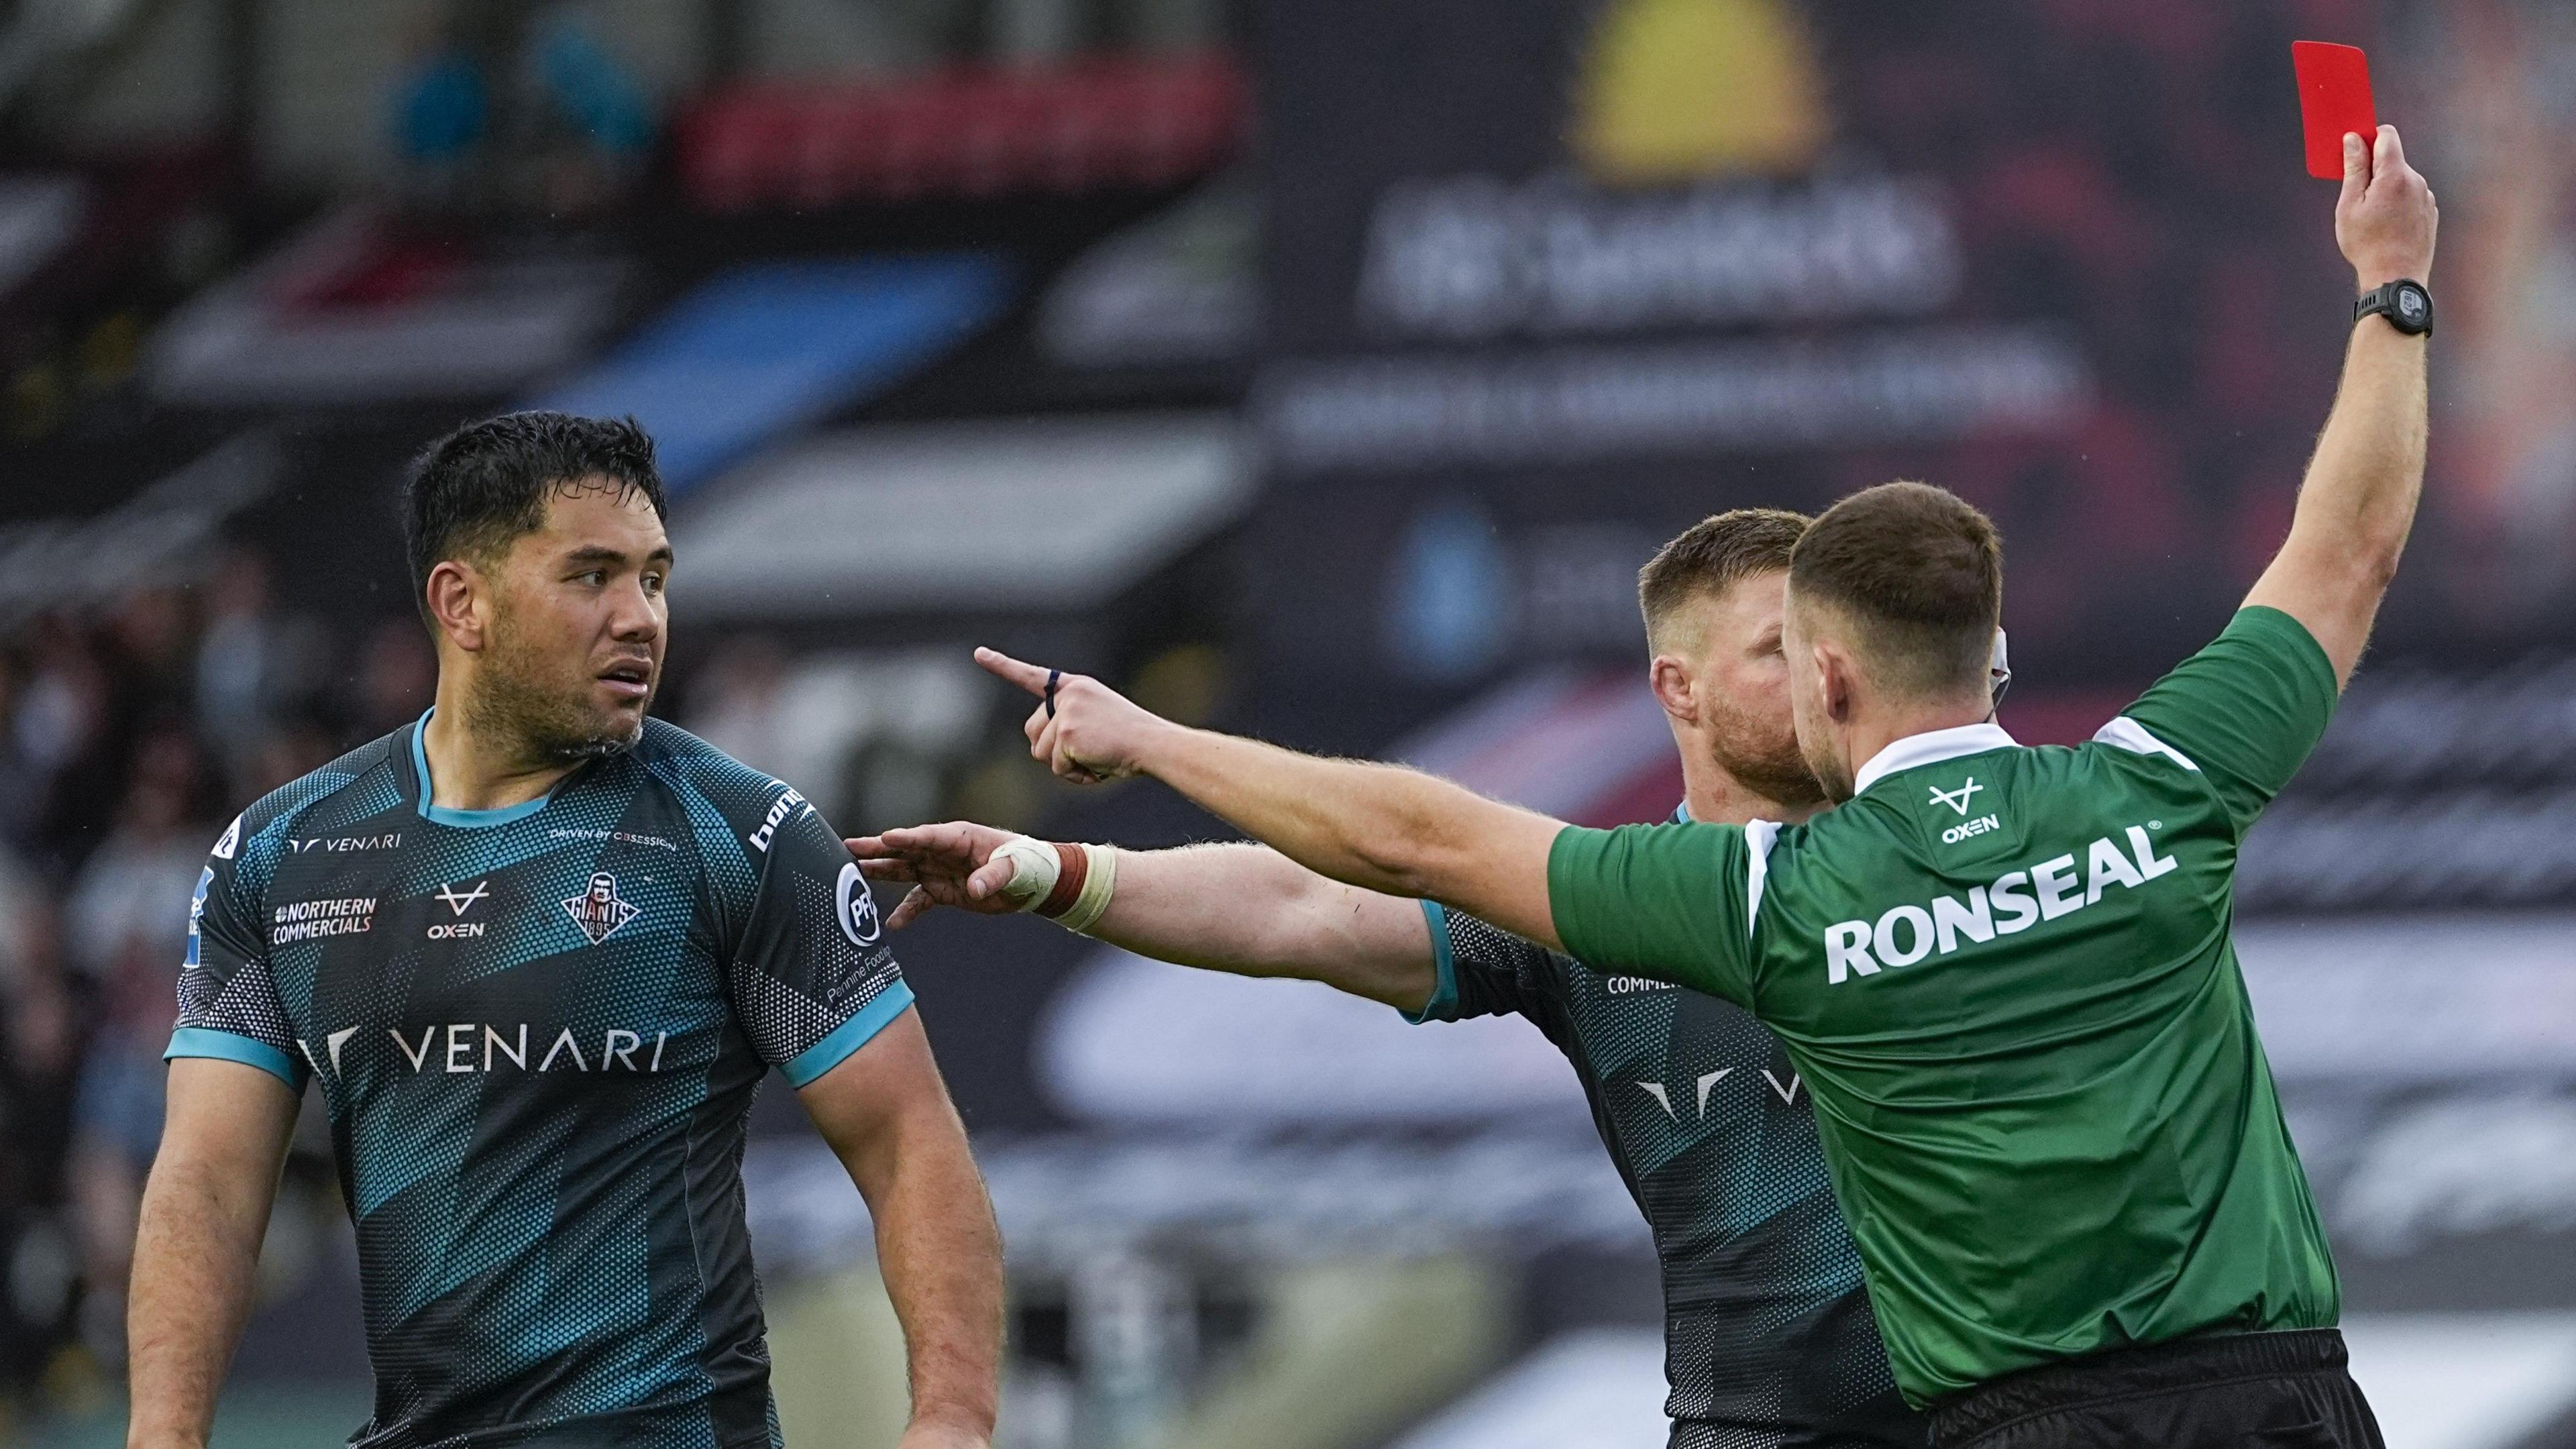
<box><xmin>1851</xmin><ymin>721</ymin><xmax>2019</xmax><ymax>798</ymax></box>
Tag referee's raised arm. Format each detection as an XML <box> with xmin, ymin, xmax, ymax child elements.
<box><xmin>973</xmin><ymin>646</ymin><xmax>1572</xmax><ymax>953</ymax></box>
<box><xmin>2243</xmin><ymin>123</ymin><xmax>2438</xmax><ymax>688</ymax></box>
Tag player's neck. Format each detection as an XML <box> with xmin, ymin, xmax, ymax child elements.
<box><xmin>421</xmin><ymin>682</ymin><xmax>584</xmax><ymax>812</ymax></box>
<box><xmin>1680</xmin><ymin>754</ymin><xmax>1823</xmax><ymax>828</ymax></box>
<box><xmin>1842</xmin><ymin>696</ymin><xmax>1997</xmax><ymax>790</ymax></box>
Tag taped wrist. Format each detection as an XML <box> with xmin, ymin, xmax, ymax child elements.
<box><xmin>991</xmin><ymin>837</ymin><xmax>1119</xmax><ymax>934</ymax></box>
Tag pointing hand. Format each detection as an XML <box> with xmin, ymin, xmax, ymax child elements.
<box><xmin>973</xmin><ymin>648</ymin><xmax>1179</xmax><ymax>786</ymax></box>
<box><xmin>849</xmin><ymin>822</ymin><xmax>1026</xmax><ymax>930</ymax></box>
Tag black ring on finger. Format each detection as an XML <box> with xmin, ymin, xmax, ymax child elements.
<box><xmin>1046</xmin><ymin>667</ymin><xmax>1061</xmax><ymax>718</ymax></box>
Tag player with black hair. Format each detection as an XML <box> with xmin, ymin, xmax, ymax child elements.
<box><xmin>129</xmin><ymin>412</ymin><xmax>1002</xmax><ymax>1449</ymax></box>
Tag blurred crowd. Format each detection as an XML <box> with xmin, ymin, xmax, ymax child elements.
<box><xmin>0</xmin><ymin>548</ymin><xmax>439</xmax><ymax>1409</ymax></box>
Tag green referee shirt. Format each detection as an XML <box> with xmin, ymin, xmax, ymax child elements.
<box><xmin>1547</xmin><ymin>607</ymin><xmax>2343</xmax><ymax>1407</ymax></box>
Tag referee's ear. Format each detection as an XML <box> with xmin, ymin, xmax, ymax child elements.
<box><xmin>1814</xmin><ymin>640</ymin><xmax>1856</xmax><ymax>724</ymax></box>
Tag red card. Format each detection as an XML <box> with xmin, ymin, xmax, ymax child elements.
<box><xmin>2294</xmin><ymin>42</ymin><xmax>2376</xmax><ymax>180</ymax></box>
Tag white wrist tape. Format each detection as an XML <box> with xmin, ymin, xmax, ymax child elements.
<box><xmin>989</xmin><ymin>837</ymin><xmax>1062</xmax><ymax>908</ymax></box>
<box><xmin>991</xmin><ymin>836</ymin><xmax>1118</xmax><ymax>935</ymax></box>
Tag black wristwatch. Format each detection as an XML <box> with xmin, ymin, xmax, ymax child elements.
<box><xmin>2355</xmin><ymin>278</ymin><xmax>2434</xmax><ymax>336</ymax></box>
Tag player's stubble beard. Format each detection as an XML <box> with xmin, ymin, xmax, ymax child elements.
<box><xmin>1707</xmin><ymin>688</ymin><xmax>1827</xmax><ymax>810</ymax></box>
<box><xmin>467</xmin><ymin>593</ymin><xmax>653</xmax><ymax>765</ymax></box>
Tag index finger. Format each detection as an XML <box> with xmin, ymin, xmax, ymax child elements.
<box><xmin>871</xmin><ymin>823</ymin><xmax>977</xmax><ymax>858</ymax></box>
<box><xmin>975</xmin><ymin>647</ymin><xmax>1056</xmax><ymax>696</ymax></box>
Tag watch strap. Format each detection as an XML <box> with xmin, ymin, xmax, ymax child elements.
<box><xmin>2355</xmin><ymin>279</ymin><xmax>2433</xmax><ymax>335</ymax></box>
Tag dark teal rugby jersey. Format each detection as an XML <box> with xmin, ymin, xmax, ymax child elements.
<box><xmin>1413</xmin><ymin>815</ymin><xmax>1925</xmax><ymax>1448</ymax></box>
<box><xmin>169</xmin><ymin>714</ymin><xmax>912</xmax><ymax>1449</ymax></box>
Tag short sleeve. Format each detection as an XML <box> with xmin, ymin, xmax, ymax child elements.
<box><xmin>167</xmin><ymin>816</ymin><xmax>307</xmax><ymax>1090</ymax></box>
<box><xmin>1407</xmin><ymin>904</ymin><xmax>1574</xmax><ymax>1040</ymax></box>
<box><xmin>1546</xmin><ymin>821</ymin><xmax>1752</xmax><ymax>1006</ymax></box>
<box><xmin>2114</xmin><ymin>606</ymin><xmax>2339</xmax><ymax>835</ymax></box>
<box><xmin>725</xmin><ymin>798</ymin><xmax>914</xmax><ymax>1088</ymax></box>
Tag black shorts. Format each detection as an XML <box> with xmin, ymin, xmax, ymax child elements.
<box><xmin>1669</xmin><ymin>1401</ymin><xmax>1929</xmax><ymax>1449</ymax></box>
<box><xmin>1930</xmin><ymin>1328</ymin><xmax>2384</xmax><ymax>1449</ymax></box>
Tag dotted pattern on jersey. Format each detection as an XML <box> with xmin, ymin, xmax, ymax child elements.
<box><xmin>1667</xmin><ymin>1417</ymin><xmax>1779</xmax><ymax>1449</ymax></box>
<box><xmin>1441</xmin><ymin>910</ymin><xmax>1923</xmax><ymax>1444</ymax></box>
<box><xmin>251</xmin><ymin>731</ymin><xmax>405</xmax><ymax>833</ymax></box>
<box><xmin>647</xmin><ymin>722</ymin><xmax>906</xmax><ymax>1070</ymax></box>
<box><xmin>225</xmin><ymin>722</ymin><xmax>796</xmax><ymax>1449</ymax></box>
<box><xmin>176</xmin><ymin>950</ymin><xmax>295</xmax><ymax>1046</ymax></box>
<box><xmin>1444</xmin><ymin>911</ymin><xmax>1556</xmax><ymax>1012</ymax></box>
<box><xmin>352</xmin><ymin>751</ymin><xmax>725</xmax><ymax>1413</ymax></box>
<box><xmin>173</xmin><ymin>735</ymin><xmax>405</xmax><ymax>1058</ymax></box>
<box><xmin>639</xmin><ymin>727</ymin><xmax>763</xmax><ymax>926</ymax></box>
<box><xmin>504</xmin><ymin>1097</ymin><xmax>659</xmax><ymax>1418</ymax></box>
<box><xmin>726</xmin><ymin>957</ymin><xmax>844</xmax><ymax>1066</ymax></box>
<box><xmin>368</xmin><ymin>1070</ymin><xmax>510</xmax><ymax>1317</ymax></box>
<box><xmin>1668</xmin><ymin>1421</ymin><xmax>1794</xmax><ymax>1449</ymax></box>
<box><xmin>729</xmin><ymin>869</ymin><xmax>900</xmax><ymax>1063</ymax></box>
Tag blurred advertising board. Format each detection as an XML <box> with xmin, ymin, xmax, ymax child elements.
<box><xmin>145</xmin><ymin>209</ymin><xmax>628</xmax><ymax>406</ymax></box>
<box><xmin>677</xmin><ymin>56</ymin><xmax>1247</xmax><ymax>210</ymax></box>
<box><xmin>1251</xmin><ymin>0</ymin><xmax>2576</xmax><ymax>706</ymax></box>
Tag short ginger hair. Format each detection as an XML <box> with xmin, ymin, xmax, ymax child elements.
<box><xmin>1637</xmin><ymin>508</ymin><xmax>1811</xmax><ymax>653</ymax></box>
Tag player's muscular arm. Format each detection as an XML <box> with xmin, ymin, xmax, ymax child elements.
<box><xmin>798</xmin><ymin>1014</ymin><xmax>1002</xmax><ymax>1449</ymax></box>
<box><xmin>2245</xmin><ymin>124</ymin><xmax>2438</xmax><ymax>688</ymax></box>
<box><xmin>127</xmin><ymin>1060</ymin><xmax>299</xmax><ymax>1449</ymax></box>
<box><xmin>853</xmin><ymin>826</ymin><xmax>1441</xmax><ymax>1013</ymax></box>
<box><xmin>969</xmin><ymin>649</ymin><xmax>1568</xmax><ymax>951</ymax></box>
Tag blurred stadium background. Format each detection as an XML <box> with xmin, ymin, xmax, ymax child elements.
<box><xmin>3</xmin><ymin>0</ymin><xmax>2575</xmax><ymax>1444</ymax></box>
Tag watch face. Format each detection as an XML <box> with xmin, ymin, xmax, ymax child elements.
<box><xmin>2398</xmin><ymin>286</ymin><xmax>2428</xmax><ymax>322</ymax></box>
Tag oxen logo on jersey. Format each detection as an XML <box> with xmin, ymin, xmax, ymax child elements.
<box><xmin>1929</xmin><ymin>777</ymin><xmax>1983</xmax><ymax>815</ymax></box>
<box><xmin>429</xmin><ymin>880</ymin><xmax>490</xmax><ymax>939</ymax></box>
<box><xmin>562</xmin><ymin>873</ymin><xmax>639</xmax><ymax>945</ymax></box>
<box><xmin>835</xmin><ymin>863</ymin><xmax>881</xmax><ymax>946</ymax></box>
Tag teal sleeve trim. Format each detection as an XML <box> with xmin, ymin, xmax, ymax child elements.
<box><xmin>1401</xmin><ymin>901</ymin><xmax>1460</xmax><ymax>1025</ymax></box>
<box><xmin>165</xmin><ymin>1028</ymin><xmax>305</xmax><ymax>1090</ymax></box>
<box><xmin>780</xmin><ymin>979</ymin><xmax>918</xmax><ymax>1087</ymax></box>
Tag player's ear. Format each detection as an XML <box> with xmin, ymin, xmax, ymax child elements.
<box><xmin>1648</xmin><ymin>653</ymin><xmax>1698</xmax><ymax>725</ymax></box>
<box><xmin>424</xmin><ymin>559</ymin><xmax>489</xmax><ymax>652</ymax></box>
